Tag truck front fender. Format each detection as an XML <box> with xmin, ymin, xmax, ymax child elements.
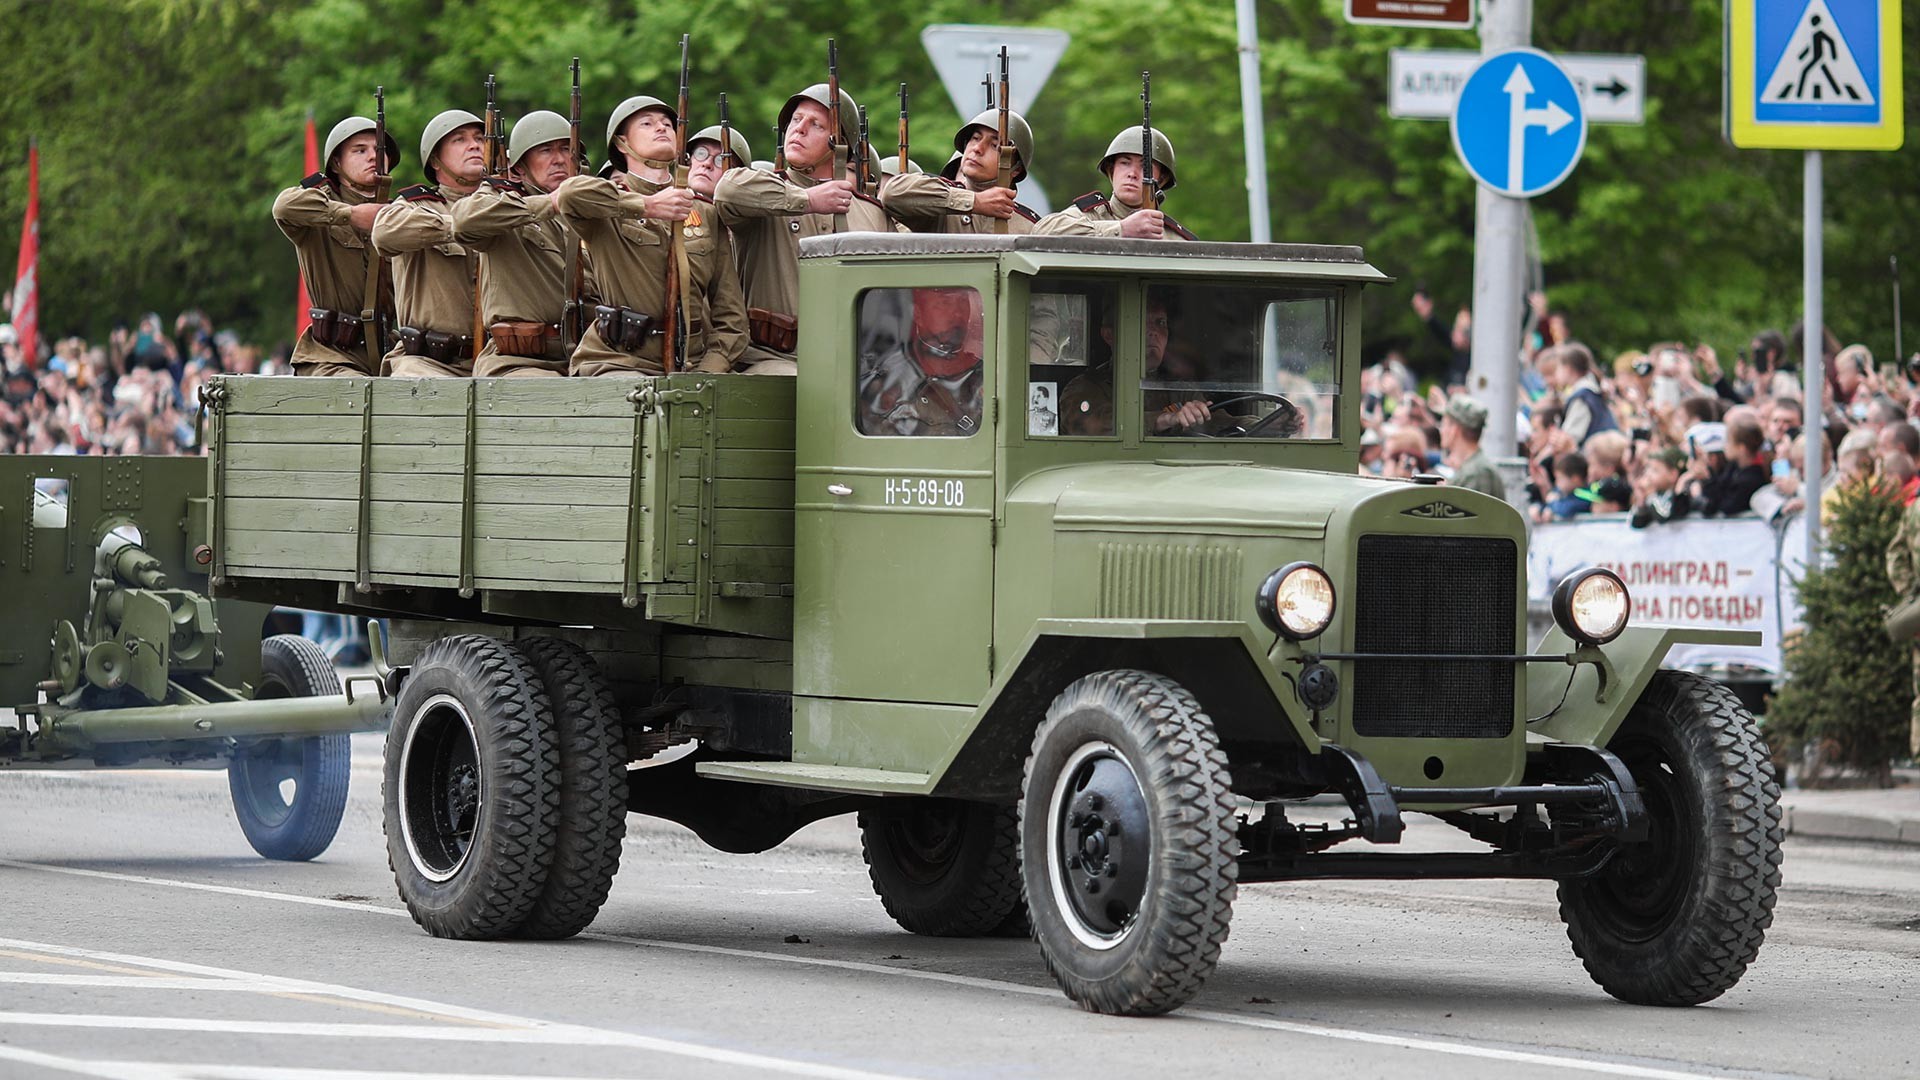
<box><xmin>929</xmin><ymin>619</ymin><xmax>1319</xmax><ymax>800</ymax></box>
<box><xmin>1529</xmin><ymin>624</ymin><xmax>1762</xmax><ymax>748</ymax></box>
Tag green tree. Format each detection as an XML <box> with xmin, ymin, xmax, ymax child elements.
<box><xmin>1769</xmin><ymin>481</ymin><xmax>1911</xmax><ymax>783</ymax></box>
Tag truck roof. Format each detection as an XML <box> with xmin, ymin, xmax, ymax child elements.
<box><xmin>799</xmin><ymin>233</ymin><xmax>1393</xmax><ymax>283</ymax></box>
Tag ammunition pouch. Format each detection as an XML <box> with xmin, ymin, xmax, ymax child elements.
<box><xmin>309</xmin><ymin>307</ymin><xmax>367</xmax><ymax>351</ymax></box>
<box><xmin>747</xmin><ymin>307</ymin><xmax>799</xmax><ymax>354</ymax></box>
<box><xmin>593</xmin><ymin>305</ymin><xmax>660</xmax><ymax>352</ymax></box>
<box><xmin>395</xmin><ymin>327</ymin><xmax>474</xmax><ymax>364</ymax></box>
<box><xmin>489</xmin><ymin>320</ymin><xmax>564</xmax><ymax>359</ymax></box>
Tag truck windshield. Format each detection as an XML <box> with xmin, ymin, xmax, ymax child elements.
<box><xmin>1141</xmin><ymin>281</ymin><xmax>1339</xmax><ymax>440</ymax></box>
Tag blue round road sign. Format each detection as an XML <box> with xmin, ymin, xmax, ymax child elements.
<box><xmin>1450</xmin><ymin>48</ymin><xmax>1587</xmax><ymax>198</ymax></box>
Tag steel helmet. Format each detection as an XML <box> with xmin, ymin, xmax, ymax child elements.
<box><xmin>880</xmin><ymin>156</ymin><xmax>924</xmax><ymax>177</ymax></box>
<box><xmin>1098</xmin><ymin>125</ymin><xmax>1177</xmax><ymax>192</ymax></box>
<box><xmin>322</xmin><ymin>115</ymin><xmax>401</xmax><ymax>178</ymax></box>
<box><xmin>953</xmin><ymin>109</ymin><xmax>1033</xmax><ymax>183</ymax></box>
<box><xmin>940</xmin><ymin>151</ymin><xmax>963</xmax><ymax>181</ymax></box>
<box><xmin>508</xmin><ymin>109</ymin><xmax>578</xmax><ymax>170</ymax></box>
<box><xmin>688</xmin><ymin>124</ymin><xmax>752</xmax><ymax>168</ymax></box>
<box><xmin>604</xmin><ymin>96</ymin><xmax>678</xmax><ymax>172</ymax></box>
<box><xmin>776</xmin><ymin>84</ymin><xmax>861</xmax><ymax>147</ymax></box>
<box><xmin>420</xmin><ymin>109</ymin><xmax>484</xmax><ymax>183</ymax></box>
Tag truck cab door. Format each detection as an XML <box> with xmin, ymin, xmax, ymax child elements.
<box><xmin>794</xmin><ymin>267</ymin><xmax>997</xmax><ymax>708</ymax></box>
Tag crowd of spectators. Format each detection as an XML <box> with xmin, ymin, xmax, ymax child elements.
<box><xmin>1363</xmin><ymin>289</ymin><xmax>1920</xmax><ymax>529</ymax></box>
<box><xmin>0</xmin><ymin>311</ymin><xmax>288</xmax><ymax>457</ymax></box>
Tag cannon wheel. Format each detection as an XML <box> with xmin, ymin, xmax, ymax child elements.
<box><xmin>384</xmin><ymin>635</ymin><xmax>559</xmax><ymax>939</ymax></box>
<box><xmin>508</xmin><ymin>637</ymin><xmax>628</xmax><ymax>940</ymax></box>
<box><xmin>227</xmin><ymin>635</ymin><xmax>351</xmax><ymax>862</ymax></box>
<box><xmin>1020</xmin><ymin>669</ymin><xmax>1237</xmax><ymax>1016</ymax></box>
<box><xmin>859</xmin><ymin>797</ymin><xmax>1024</xmax><ymax>937</ymax></box>
<box><xmin>1556</xmin><ymin>670</ymin><xmax>1784</xmax><ymax>1006</ymax></box>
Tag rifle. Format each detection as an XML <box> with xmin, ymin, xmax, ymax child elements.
<box><xmin>994</xmin><ymin>46</ymin><xmax>1012</xmax><ymax>235</ymax></box>
<box><xmin>857</xmin><ymin>105</ymin><xmax>872</xmax><ymax>195</ymax></box>
<box><xmin>718</xmin><ymin>92</ymin><xmax>734</xmax><ymax>170</ymax></box>
<box><xmin>564</xmin><ymin>58</ymin><xmax>586</xmax><ymax>350</ymax></box>
<box><xmin>662</xmin><ymin>34</ymin><xmax>692</xmax><ymax>372</ymax></box>
<box><xmin>360</xmin><ymin>85</ymin><xmax>392</xmax><ymax>370</ymax></box>
<box><xmin>1139</xmin><ymin>70</ymin><xmax>1161</xmax><ymax>209</ymax></box>
<box><xmin>827</xmin><ymin>37</ymin><xmax>845</xmax><ymax>233</ymax></box>
<box><xmin>897</xmin><ymin>83</ymin><xmax>909</xmax><ymax>174</ymax></box>
<box><xmin>474</xmin><ymin>74</ymin><xmax>502</xmax><ymax>361</ymax></box>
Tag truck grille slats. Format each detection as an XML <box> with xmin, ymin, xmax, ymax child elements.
<box><xmin>1352</xmin><ymin>535</ymin><xmax>1516</xmax><ymax>739</ymax></box>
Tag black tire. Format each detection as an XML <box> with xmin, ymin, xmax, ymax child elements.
<box><xmin>509</xmin><ymin>637</ymin><xmax>629</xmax><ymax>940</ymax></box>
<box><xmin>227</xmin><ymin>635</ymin><xmax>350</xmax><ymax>862</ymax></box>
<box><xmin>1020</xmin><ymin>669</ymin><xmax>1237</xmax><ymax>1016</ymax></box>
<box><xmin>859</xmin><ymin>797</ymin><xmax>1023</xmax><ymax>937</ymax></box>
<box><xmin>383</xmin><ymin>635</ymin><xmax>560</xmax><ymax>939</ymax></box>
<box><xmin>1556</xmin><ymin>670</ymin><xmax>1784</xmax><ymax>1006</ymax></box>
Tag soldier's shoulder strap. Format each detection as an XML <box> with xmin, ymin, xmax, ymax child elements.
<box><xmin>1071</xmin><ymin>191</ymin><xmax>1107</xmax><ymax>212</ymax></box>
<box><xmin>397</xmin><ymin>183</ymin><xmax>443</xmax><ymax>203</ymax></box>
<box><xmin>299</xmin><ymin>171</ymin><xmax>331</xmax><ymax>191</ymax></box>
<box><xmin>1162</xmin><ymin>214</ymin><xmax>1197</xmax><ymax>241</ymax></box>
<box><xmin>481</xmin><ymin>176</ymin><xmax>527</xmax><ymax>195</ymax></box>
<box><xmin>936</xmin><ymin>176</ymin><xmax>964</xmax><ymax>190</ymax></box>
<box><xmin>1013</xmin><ymin>202</ymin><xmax>1040</xmax><ymax>223</ymax></box>
<box><xmin>695</xmin><ymin>191</ymin><xmax>715</xmax><ymax>205</ymax></box>
<box><xmin>853</xmin><ymin>190</ymin><xmax>885</xmax><ymax>209</ymax></box>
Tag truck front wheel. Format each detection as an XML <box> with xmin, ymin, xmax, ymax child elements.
<box><xmin>227</xmin><ymin>635</ymin><xmax>350</xmax><ymax>862</ymax></box>
<box><xmin>1556</xmin><ymin>670</ymin><xmax>1783</xmax><ymax>1005</ymax></box>
<box><xmin>384</xmin><ymin>635</ymin><xmax>560</xmax><ymax>939</ymax></box>
<box><xmin>859</xmin><ymin>797</ymin><xmax>1023</xmax><ymax>936</ymax></box>
<box><xmin>1020</xmin><ymin>670</ymin><xmax>1237</xmax><ymax>1016</ymax></box>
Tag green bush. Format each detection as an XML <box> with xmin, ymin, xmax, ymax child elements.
<box><xmin>1769</xmin><ymin>481</ymin><xmax>1911</xmax><ymax>782</ymax></box>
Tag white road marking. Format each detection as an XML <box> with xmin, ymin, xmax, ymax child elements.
<box><xmin>0</xmin><ymin>1042</ymin><xmax>173</xmax><ymax>1080</ymax></box>
<box><xmin>0</xmin><ymin>860</ymin><xmax>1790</xmax><ymax>1080</ymax></box>
<box><xmin>0</xmin><ymin>973</ymin><xmax>280</xmax><ymax>992</ymax></box>
<box><xmin>0</xmin><ymin>1043</ymin><xmax>649</xmax><ymax>1080</ymax></box>
<box><xmin>0</xmin><ymin>937</ymin><xmax>911</xmax><ymax>1080</ymax></box>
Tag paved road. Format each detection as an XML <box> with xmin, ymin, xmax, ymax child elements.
<box><xmin>1</xmin><ymin>734</ymin><xmax>1916</xmax><ymax>1080</ymax></box>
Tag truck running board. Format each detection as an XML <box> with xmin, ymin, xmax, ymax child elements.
<box><xmin>694</xmin><ymin>761</ymin><xmax>932</xmax><ymax>796</ymax></box>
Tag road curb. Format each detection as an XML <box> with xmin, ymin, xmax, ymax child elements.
<box><xmin>1782</xmin><ymin>804</ymin><xmax>1920</xmax><ymax>845</ymax></box>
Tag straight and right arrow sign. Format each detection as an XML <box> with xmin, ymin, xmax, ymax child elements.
<box><xmin>1391</xmin><ymin>49</ymin><xmax>1646</xmax><ymax>124</ymax></box>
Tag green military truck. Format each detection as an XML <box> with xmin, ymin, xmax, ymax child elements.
<box><xmin>194</xmin><ymin>233</ymin><xmax>1781</xmax><ymax>1016</ymax></box>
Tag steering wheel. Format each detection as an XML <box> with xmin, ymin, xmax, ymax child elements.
<box><xmin>1186</xmin><ymin>392</ymin><xmax>1301</xmax><ymax>438</ymax></box>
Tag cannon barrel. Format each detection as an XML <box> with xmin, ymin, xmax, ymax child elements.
<box><xmin>46</xmin><ymin>692</ymin><xmax>391</xmax><ymax>748</ymax></box>
<box><xmin>97</xmin><ymin>530</ymin><xmax>168</xmax><ymax>589</ymax></box>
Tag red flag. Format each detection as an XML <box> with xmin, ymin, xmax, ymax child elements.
<box><xmin>295</xmin><ymin>112</ymin><xmax>318</xmax><ymax>337</ymax></box>
<box><xmin>11</xmin><ymin>139</ymin><xmax>39</xmax><ymax>369</ymax></box>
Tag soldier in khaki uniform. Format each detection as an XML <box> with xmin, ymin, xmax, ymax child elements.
<box><xmin>1035</xmin><ymin>126</ymin><xmax>1196</xmax><ymax>241</ymax></box>
<box><xmin>1442</xmin><ymin>395</ymin><xmax>1506</xmax><ymax>500</ymax></box>
<box><xmin>879</xmin><ymin>108</ymin><xmax>1037</xmax><ymax>234</ymax></box>
<box><xmin>1886</xmin><ymin>505</ymin><xmax>1920</xmax><ymax>756</ymax></box>
<box><xmin>552</xmin><ymin>95</ymin><xmax>747</xmax><ymax>376</ymax></box>
<box><xmin>713</xmin><ymin>85</ymin><xmax>891</xmax><ymax>373</ymax></box>
<box><xmin>451</xmin><ymin>110</ymin><xmax>588</xmax><ymax>377</ymax></box>
<box><xmin>372</xmin><ymin>109</ymin><xmax>488</xmax><ymax>377</ymax></box>
<box><xmin>686</xmin><ymin>124</ymin><xmax>753</xmax><ymax>286</ymax></box>
<box><xmin>272</xmin><ymin>116</ymin><xmax>402</xmax><ymax>376</ymax></box>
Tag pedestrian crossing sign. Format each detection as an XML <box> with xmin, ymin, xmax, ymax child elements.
<box><xmin>1728</xmin><ymin>0</ymin><xmax>1902</xmax><ymax>150</ymax></box>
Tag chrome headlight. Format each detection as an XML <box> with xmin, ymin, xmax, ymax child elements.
<box><xmin>1552</xmin><ymin>568</ymin><xmax>1630</xmax><ymax>646</ymax></box>
<box><xmin>1257</xmin><ymin>562</ymin><xmax>1336</xmax><ymax>641</ymax></box>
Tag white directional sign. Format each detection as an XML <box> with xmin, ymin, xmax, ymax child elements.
<box><xmin>1391</xmin><ymin>48</ymin><xmax>1645</xmax><ymax>125</ymax></box>
<box><xmin>1451</xmin><ymin>48</ymin><xmax>1588</xmax><ymax>198</ymax></box>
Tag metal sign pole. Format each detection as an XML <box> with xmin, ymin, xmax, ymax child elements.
<box><xmin>1803</xmin><ymin>149</ymin><xmax>1824</xmax><ymax>565</ymax></box>
<box><xmin>1468</xmin><ymin>0</ymin><xmax>1531</xmax><ymax>461</ymax></box>
<box><xmin>1235</xmin><ymin>0</ymin><xmax>1271</xmax><ymax>245</ymax></box>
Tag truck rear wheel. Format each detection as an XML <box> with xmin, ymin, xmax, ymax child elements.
<box><xmin>859</xmin><ymin>797</ymin><xmax>1023</xmax><ymax>937</ymax></box>
<box><xmin>227</xmin><ymin>635</ymin><xmax>349</xmax><ymax>862</ymax></box>
<box><xmin>1556</xmin><ymin>670</ymin><xmax>1783</xmax><ymax>1005</ymax></box>
<box><xmin>1020</xmin><ymin>670</ymin><xmax>1236</xmax><ymax>1016</ymax></box>
<box><xmin>508</xmin><ymin>637</ymin><xmax>629</xmax><ymax>940</ymax></box>
<box><xmin>384</xmin><ymin>635</ymin><xmax>560</xmax><ymax>939</ymax></box>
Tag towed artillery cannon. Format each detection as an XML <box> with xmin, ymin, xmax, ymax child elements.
<box><xmin>1</xmin><ymin>456</ymin><xmax>393</xmax><ymax>860</ymax></box>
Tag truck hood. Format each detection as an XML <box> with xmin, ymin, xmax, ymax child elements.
<box><xmin>1010</xmin><ymin>461</ymin><xmax>1407</xmax><ymax>538</ymax></box>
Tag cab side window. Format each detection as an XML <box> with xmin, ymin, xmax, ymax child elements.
<box><xmin>854</xmin><ymin>287</ymin><xmax>985</xmax><ymax>438</ymax></box>
<box><xmin>1028</xmin><ymin>279</ymin><xmax>1120</xmax><ymax>437</ymax></box>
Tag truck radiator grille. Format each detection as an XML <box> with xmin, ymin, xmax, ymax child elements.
<box><xmin>1351</xmin><ymin>534</ymin><xmax>1516</xmax><ymax>739</ymax></box>
<box><xmin>1097</xmin><ymin>543</ymin><xmax>1242</xmax><ymax>621</ymax></box>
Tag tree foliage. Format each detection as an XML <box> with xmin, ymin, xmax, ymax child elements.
<box><xmin>1769</xmin><ymin>482</ymin><xmax>1912</xmax><ymax>777</ymax></box>
<box><xmin>0</xmin><ymin>0</ymin><xmax>1914</xmax><ymax>367</ymax></box>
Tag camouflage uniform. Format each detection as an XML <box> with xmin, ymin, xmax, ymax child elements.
<box><xmin>1885</xmin><ymin>504</ymin><xmax>1920</xmax><ymax>756</ymax></box>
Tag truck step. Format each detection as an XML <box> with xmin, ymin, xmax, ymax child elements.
<box><xmin>693</xmin><ymin>761</ymin><xmax>932</xmax><ymax>795</ymax></box>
